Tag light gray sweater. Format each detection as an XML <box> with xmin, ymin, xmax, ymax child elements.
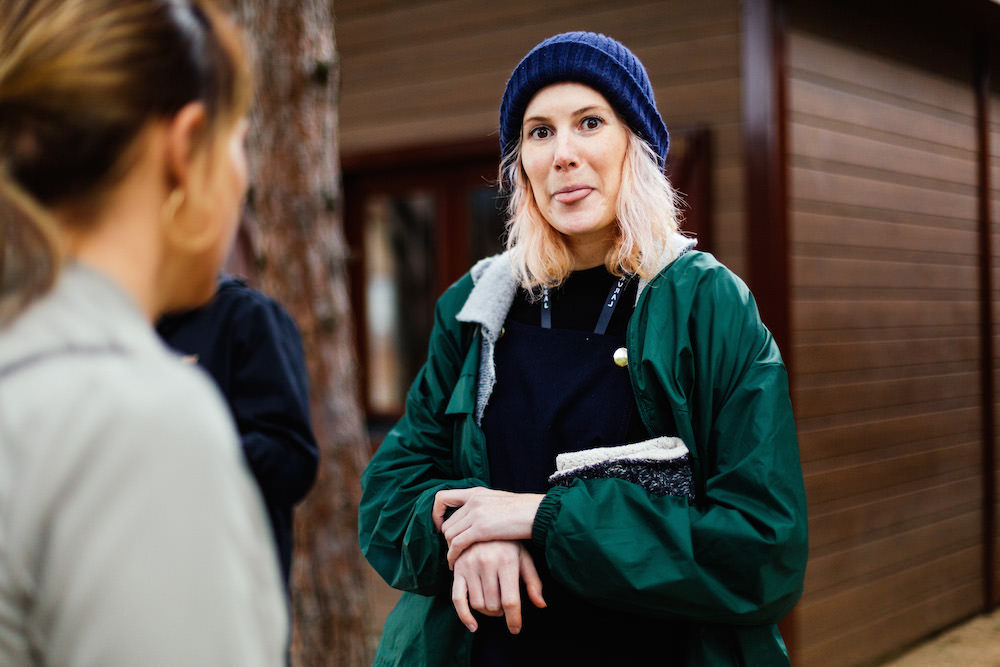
<box><xmin>0</xmin><ymin>265</ymin><xmax>287</xmax><ymax>666</ymax></box>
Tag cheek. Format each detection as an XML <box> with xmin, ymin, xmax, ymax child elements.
<box><xmin>520</xmin><ymin>156</ymin><xmax>548</xmax><ymax>204</ymax></box>
<box><xmin>229</xmin><ymin>143</ymin><xmax>249</xmax><ymax>200</ymax></box>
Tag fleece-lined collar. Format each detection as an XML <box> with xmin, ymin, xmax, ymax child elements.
<box><xmin>455</xmin><ymin>233</ymin><xmax>696</xmax><ymax>423</ymax></box>
<box><xmin>457</xmin><ymin>233</ymin><xmax>696</xmax><ymax>334</ymax></box>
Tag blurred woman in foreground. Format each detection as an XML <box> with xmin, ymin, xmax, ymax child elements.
<box><xmin>0</xmin><ymin>1</ymin><xmax>286</xmax><ymax>664</ymax></box>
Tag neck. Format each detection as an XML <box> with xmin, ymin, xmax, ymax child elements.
<box><xmin>59</xmin><ymin>201</ymin><xmax>165</xmax><ymax>323</ymax></box>
<box><xmin>566</xmin><ymin>230</ymin><xmax>615</xmax><ymax>271</ymax></box>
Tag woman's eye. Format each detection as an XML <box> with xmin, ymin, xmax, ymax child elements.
<box><xmin>582</xmin><ymin>116</ymin><xmax>604</xmax><ymax>130</ymax></box>
<box><xmin>528</xmin><ymin>126</ymin><xmax>551</xmax><ymax>139</ymax></box>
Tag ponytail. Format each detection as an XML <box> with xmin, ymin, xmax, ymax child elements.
<box><xmin>0</xmin><ymin>0</ymin><xmax>250</xmax><ymax>322</ymax></box>
<box><xmin>0</xmin><ymin>168</ymin><xmax>62</xmax><ymax>322</ymax></box>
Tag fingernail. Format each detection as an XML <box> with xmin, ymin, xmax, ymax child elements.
<box><xmin>467</xmin><ymin>623</ymin><xmax>477</xmax><ymax>632</ymax></box>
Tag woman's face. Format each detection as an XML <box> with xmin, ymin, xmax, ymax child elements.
<box><xmin>519</xmin><ymin>82</ymin><xmax>628</xmax><ymax>266</ymax></box>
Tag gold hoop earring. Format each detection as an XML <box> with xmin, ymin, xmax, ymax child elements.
<box><xmin>160</xmin><ymin>189</ymin><xmax>186</xmax><ymax>227</ymax></box>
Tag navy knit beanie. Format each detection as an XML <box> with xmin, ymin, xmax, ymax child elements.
<box><xmin>499</xmin><ymin>31</ymin><xmax>669</xmax><ymax>167</ymax></box>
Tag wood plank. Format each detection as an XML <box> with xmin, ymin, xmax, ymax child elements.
<box><xmin>808</xmin><ymin>477</ymin><xmax>981</xmax><ymax>553</ymax></box>
<box><xmin>341</xmin><ymin>3</ymin><xmax>739</xmax><ymax>89</ymax></box>
<box><xmin>797</xmin><ymin>407</ymin><xmax>978</xmax><ymax>465</ymax></box>
<box><xmin>341</xmin><ymin>33</ymin><xmax>739</xmax><ymax>125</ymax></box>
<box><xmin>795</xmin><ymin>359</ymin><xmax>982</xmax><ymax>391</ymax></box>
<box><xmin>803</xmin><ymin>441</ymin><xmax>980</xmax><ymax>506</ymax></box>
<box><xmin>803</xmin><ymin>511</ymin><xmax>981</xmax><ymax>601</ymax></box>
<box><xmin>340</xmin><ymin>108</ymin><xmax>499</xmax><ymax>155</ymax></box>
<box><xmin>788</xmin><ymin>78</ymin><xmax>976</xmax><ymax>152</ymax></box>
<box><xmin>339</xmin><ymin>0</ymin><xmax>739</xmax><ymax>53</ymax></box>
<box><xmin>793</xmin><ymin>195</ymin><xmax>976</xmax><ymax>232</ymax></box>
<box><xmin>793</xmin><ymin>255</ymin><xmax>976</xmax><ymax>291</ymax></box>
<box><xmin>799</xmin><ymin>580</ymin><xmax>983</xmax><ymax>667</ymax></box>
<box><xmin>793</xmin><ymin>299</ymin><xmax>977</xmax><ymax>331</ymax></box>
<box><xmin>788</xmin><ymin>31</ymin><xmax>975</xmax><ymax>118</ymax></box>
<box><xmin>790</xmin><ymin>122</ymin><xmax>977</xmax><ymax>188</ymax></box>
<box><xmin>792</xmin><ymin>167</ymin><xmax>978</xmax><ymax>220</ymax></box>
<box><xmin>799</xmin><ymin>546</ymin><xmax>981</xmax><ymax>645</ymax></box>
<box><xmin>796</xmin><ymin>395</ymin><xmax>978</xmax><ymax>438</ymax></box>
<box><xmin>791</xmin><ymin>211</ymin><xmax>977</xmax><ymax>255</ymax></box>
<box><xmin>338</xmin><ymin>0</ymin><xmax>611</xmax><ymax>52</ymax></box>
<box><xmin>795</xmin><ymin>372</ymin><xmax>978</xmax><ymax>420</ymax></box>
<box><xmin>795</xmin><ymin>324</ymin><xmax>977</xmax><ymax>346</ymax></box>
<box><xmin>794</xmin><ymin>336</ymin><xmax>978</xmax><ymax>375</ymax></box>
<box><xmin>342</xmin><ymin>78</ymin><xmax>739</xmax><ymax>153</ymax></box>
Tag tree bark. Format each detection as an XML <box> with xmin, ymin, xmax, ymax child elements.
<box><xmin>229</xmin><ymin>1</ymin><xmax>373</xmax><ymax>664</ymax></box>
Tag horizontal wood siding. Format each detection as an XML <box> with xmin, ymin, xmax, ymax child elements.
<box><xmin>993</xmin><ymin>87</ymin><xmax>1000</xmax><ymax>607</ymax></box>
<box><xmin>336</xmin><ymin>0</ymin><xmax>746</xmax><ymax>273</ymax></box>
<box><xmin>787</xmin><ymin>31</ymin><xmax>984</xmax><ymax>666</ymax></box>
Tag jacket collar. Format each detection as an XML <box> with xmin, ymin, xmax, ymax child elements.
<box><xmin>456</xmin><ymin>233</ymin><xmax>696</xmax><ymax>340</ymax></box>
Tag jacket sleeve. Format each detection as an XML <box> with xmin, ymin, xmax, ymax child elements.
<box><xmin>531</xmin><ymin>261</ymin><xmax>808</xmax><ymax>625</ymax></box>
<box><xmin>359</xmin><ymin>275</ymin><xmax>487</xmax><ymax>596</ymax></box>
<box><xmin>229</xmin><ymin>294</ymin><xmax>319</xmax><ymax>508</ymax></box>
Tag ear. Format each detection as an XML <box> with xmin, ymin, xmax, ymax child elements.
<box><xmin>164</xmin><ymin>101</ymin><xmax>209</xmax><ymax>190</ymax></box>
<box><xmin>160</xmin><ymin>101</ymin><xmax>221</xmax><ymax>253</ymax></box>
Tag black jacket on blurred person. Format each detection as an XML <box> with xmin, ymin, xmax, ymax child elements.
<box><xmin>157</xmin><ymin>276</ymin><xmax>319</xmax><ymax>587</ymax></box>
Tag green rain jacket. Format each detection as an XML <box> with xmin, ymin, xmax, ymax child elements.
<box><xmin>359</xmin><ymin>248</ymin><xmax>808</xmax><ymax>666</ymax></box>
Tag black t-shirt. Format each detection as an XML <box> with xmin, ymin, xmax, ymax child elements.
<box><xmin>506</xmin><ymin>264</ymin><xmax>638</xmax><ymax>335</ymax></box>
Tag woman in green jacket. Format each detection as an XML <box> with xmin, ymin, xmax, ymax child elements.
<box><xmin>359</xmin><ymin>31</ymin><xmax>808</xmax><ymax>666</ymax></box>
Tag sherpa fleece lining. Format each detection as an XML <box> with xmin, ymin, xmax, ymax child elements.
<box><xmin>551</xmin><ymin>436</ymin><xmax>688</xmax><ymax>478</ymax></box>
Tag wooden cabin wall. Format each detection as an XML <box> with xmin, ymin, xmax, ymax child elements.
<box><xmin>786</xmin><ymin>30</ymin><xmax>985</xmax><ymax>666</ymax></box>
<box><xmin>335</xmin><ymin>0</ymin><xmax>746</xmax><ymax>274</ymax></box>
<box><xmin>992</xmin><ymin>85</ymin><xmax>1000</xmax><ymax>607</ymax></box>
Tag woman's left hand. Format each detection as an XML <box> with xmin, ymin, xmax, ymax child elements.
<box><xmin>433</xmin><ymin>487</ymin><xmax>544</xmax><ymax>568</ymax></box>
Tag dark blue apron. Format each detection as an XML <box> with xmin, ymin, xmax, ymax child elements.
<box><xmin>475</xmin><ymin>277</ymin><xmax>678</xmax><ymax>666</ymax></box>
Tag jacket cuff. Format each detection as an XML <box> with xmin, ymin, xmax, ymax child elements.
<box><xmin>531</xmin><ymin>485</ymin><xmax>570</xmax><ymax>551</ymax></box>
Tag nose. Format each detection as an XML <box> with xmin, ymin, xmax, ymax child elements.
<box><xmin>552</xmin><ymin>133</ymin><xmax>579</xmax><ymax>171</ymax></box>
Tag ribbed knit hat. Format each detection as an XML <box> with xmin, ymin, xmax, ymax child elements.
<box><xmin>499</xmin><ymin>31</ymin><xmax>669</xmax><ymax>167</ymax></box>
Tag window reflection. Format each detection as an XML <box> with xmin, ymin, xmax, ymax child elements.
<box><xmin>364</xmin><ymin>193</ymin><xmax>436</xmax><ymax>415</ymax></box>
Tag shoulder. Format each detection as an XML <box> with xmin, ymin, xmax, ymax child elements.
<box><xmin>645</xmin><ymin>251</ymin><xmax>754</xmax><ymax>314</ymax></box>
<box><xmin>436</xmin><ymin>268</ymin><xmax>478</xmax><ymax>320</ymax></box>
<box><xmin>62</xmin><ymin>353</ymin><xmax>237</xmax><ymax>468</ymax></box>
<box><xmin>215</xmin><ymin>278</ymin><xmax>296</xmax><ymax>328</ymax></box>
<box><xmin>1</xmin><ymin>351</ymin><xmax>240</xmax><ymax>525</ymax></box>
<box><xmin>93</xmin><ymin>355</ymin><xmax>237</xmax><ymax>460</ymax></box>
<box><xmin>198</xmin><ymin>279</ymin><xmax>304</xmax><ymax>357</ymax></box>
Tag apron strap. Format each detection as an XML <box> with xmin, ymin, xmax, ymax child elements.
<box><xmin>541</xmin><ymin>274</ymin><xmax>630</xmax><ymax>334</ymax></box>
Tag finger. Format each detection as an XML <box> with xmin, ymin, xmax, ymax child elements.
<box><xmin>519</xmin><ymin>548</ymin><xmax>546</xmax><ymax>609</ymax></box>
<box><xmin>465</xmin><ymin>569</ymin><xmax>493</xmax><ymax>618</ymax></box>
<box><xmin>433</xmin><ymin>489</ymin><xmax>471</xmax><ymax>532</ymax></box>
<box><xmin>446</xmin><ymin>526</ymin><xmax>480</xmax><ymax>569</ymax></box>
<box><xmin>451</xmin><ymin>574</ymin><xmax>477</xmax><ymax>632</ymax></box>
<box><xmin>499</xmin><ymin>561</ymin><xmax>523</xmax><ymax>634</ymax></box>
<box><xmin>442</xmin><ymin>510</ymin><xmax>473</xmax><ymax>546</ymax></box>
<box><xmin>481</xmin><ymin>567</ymin><xmax>502</xmax><ymax>617</ymax></box>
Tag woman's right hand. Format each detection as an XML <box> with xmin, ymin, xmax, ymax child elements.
<box><xmin>451</xmin><ymin>540</ymin><xmax>546</xmax><ymax>634</ymax></box>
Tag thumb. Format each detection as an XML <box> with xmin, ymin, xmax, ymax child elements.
<box><xmin>432</xmin><ymin>488</ymin><xmax>474</xmax><ymax>532</ymax></box>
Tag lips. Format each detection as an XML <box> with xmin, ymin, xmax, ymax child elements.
<box><xmin>552</xmin><ymin>186</ymin><xmax>593</xmax><ymax>204</ymax></box>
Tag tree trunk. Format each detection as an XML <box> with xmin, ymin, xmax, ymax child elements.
<box><xmin>229</xmin><ymin>1</ymin><xmax>373</xmax><ymax>664</ymax></box>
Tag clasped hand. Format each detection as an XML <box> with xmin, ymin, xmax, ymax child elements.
<box><xmin>432</xmin><ymin>488</ymin><xmax>545</xmax><ymax>634</ymax></box>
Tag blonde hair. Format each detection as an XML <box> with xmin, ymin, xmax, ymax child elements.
<box><xmin>501</xmin><ymin>128</ymin><xmax>684</xmax><ymax>292</ymax></box>
<box><xmin>0</xmin><ymin>0</ymin><xmax>251</xmax><ymax>321</ymax></box>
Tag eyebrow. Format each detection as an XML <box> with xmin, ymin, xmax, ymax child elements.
<box><xmin>522</xmin><ymin>105</ymin><xmax>611</xmax><ymax>127</ymax></box>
